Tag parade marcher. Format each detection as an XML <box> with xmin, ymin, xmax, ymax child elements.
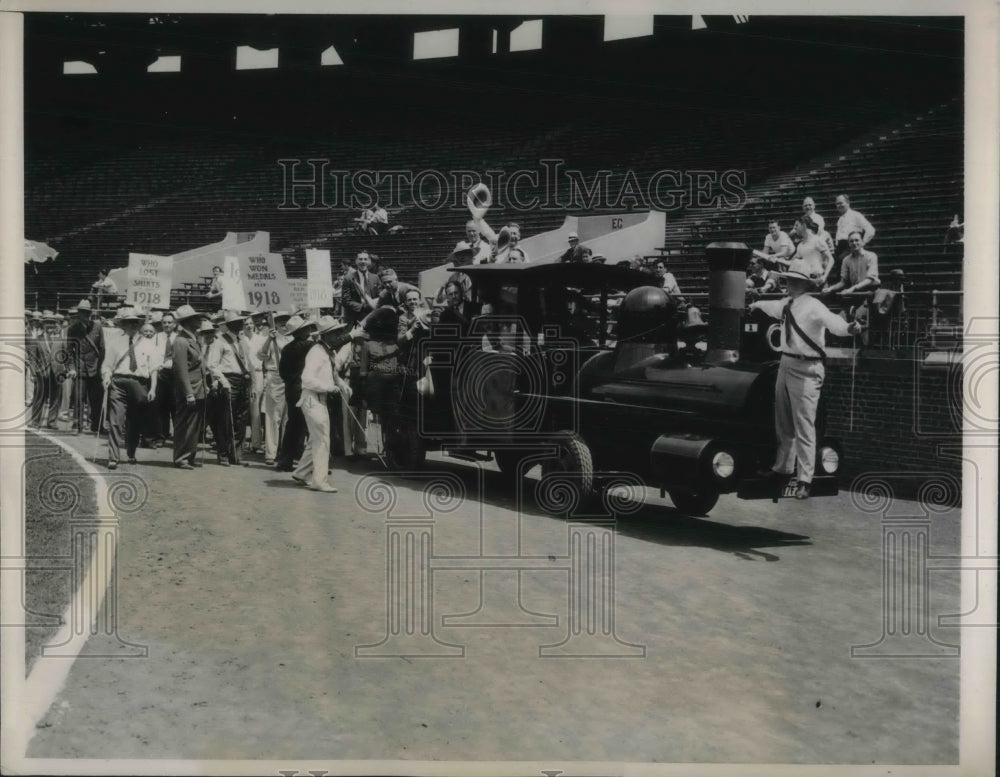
<box><xmin>749</xmin><ymin>267</ymin><xmax>861</xmax><ymax>499</ymax></box>
<box><xmin>30</xmin><ymin>311</ymin><xmax>67</xmax><ymax>430</ymax></box>
<box><xmin>275</xmin><ymin>315</ymin><xmax>317</xmax><ymax>471</ymax></box>
<box><xmin>100</xmin><ymin>307</ymin><xmax>159</xmax><ymax>469</ymax></box>
<box><xmin>205</xmin><ymin>311</ymin><xmax>252</xmax><ymax>466</ymax></box>
<box><xmin>257</xmin><ymin>310</ymin><xmax>292</xmax><ymax>465</ymax></box>
<box><xmin>65</xmin><ymin>298</ymin><xmax>106</xmax><ymax>436</ymax></box>
<box><xmin>171</xmin><ymin>305</ymin><xmax>208</xmax><ymax>470</ymax></box>
<box><xmin>292</xmin><ymin>316</ymin><xmax>353</xmax><ymax>492</ymax></box>
<box><xmin>247</xmin><ymin>312</ymin><xmax>268</xmax><ymax>454</ymax></box>
<box><xmin>25</xmin><ymin>311</ymin><xmax>47</xmax><ymax>429</ymax></box>
<box><xmin>150</xmin><ymin>311</ymin><xmax>178</xmax><ymax>448</ymax></box>
<box><xmin>397</xmin><ymin>287</ymin><xmax>432</xmax><ymax>373</ymax></box>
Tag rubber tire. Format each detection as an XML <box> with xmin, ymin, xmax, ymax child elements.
<box><xmin>540</xmin><ymin>431</ymin><xmax>595</xmax><ymax>502</ymax></box>
<box><xmin>668</xmin><ymin>489</ymin><xmax>720</xmax><ymax>516</ymax></box>
<box><xmin>382</xmin><ymin>417</ymin><xmax>426</xmax><ymax>471</ymax></box>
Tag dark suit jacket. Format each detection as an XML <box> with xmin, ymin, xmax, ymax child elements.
<box><xmin>341</xmin><ymin>269</ymin><xmax>383</xmax><ymax>324</ymax></box>
<box><xmin>436</xmin><ymin>301</ymin><xmax>480</xmax><ymax>337</ymax></box>
<box><xmin>66</xmin><ymin>319</ymin><xmax>106</xmax><ymax>377</ymax></box>
<box><xmin>172</xmin><ymin>330</ymin><xmax>208</xmax><ymax>400</ymax></box>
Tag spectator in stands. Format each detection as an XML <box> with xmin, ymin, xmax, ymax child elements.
<box><xmin>65</xmin><ymin>299</ymin><xmax>106</xmax><ymax>436</ymax></box>
<box><xmin>802</xmin><ymin>197</ymin><xmax>825</xmax><ymax>232</ymax></box>
<box><xmin>559</xmin><ymin>232</ymin><xmax>585</xmax><ymax>263</ymax></box>
<box><xmin>341</xmin><ymin>251</ymin><xmax>382</xmax><ymax>326</ymax></box>
<box><xmin>465</xmin><ymin>220</ymin><xmax>493</xmax><ymax>264</ymax></box>
<box><xmin>944</xmin><ymin>214</ymin><xmax>964</xmax><ymax>253</ymax></box>
<box><xmin>205</xmin><ymin>266</ymin><xmax>225</xmax><ymax>304</ymax></box>
<box><xmin>822</xmin><ymin>231</ymin><xmax>880</xmax><ymax>296</ymax></box>
<box><xmin>746</xmin><ymin>256</ymin><xmax>780</xmax><ymax>296</ymax></box>
<box><xmin>834</xmin><ymin>194</ymin><xmax>875</xmax><ymax>260</ymax></box>
<box><xmin>750</xmin><ymin>270</ymin><xmax>861</xmax><ymax>498</ymax></box>
<box><xmin>91</xmin><ymin>268</ymin><xmax>118</xmax><ymax>304</ymax></box>
<box><xmin>761</xmin><ymin>219</ymin><xmax>795</xmax><ymax>266</ymax></box>
<box><xmin>789</xmin><ymin>215</ymin><xmax>834</xmax><ymax>284</ymax></box>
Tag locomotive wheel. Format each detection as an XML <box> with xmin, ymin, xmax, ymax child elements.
<box><xmin>539</xmin><ymin>431</ymin><xmax>595</xmax><ymax>505</ymax></box>
<box><xmin>382</xmin><ymin>416</ymin><xmax>425</xmax><ymax>471</ymax></box>
<box><xmin>668</xmin><ymin>489</ymin><xmax>720</xmax><ymax>516</ymax></box>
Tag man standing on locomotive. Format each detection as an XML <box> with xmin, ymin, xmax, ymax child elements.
<box><xmin>749</xmin><ymin>268</ymin><xmax>861</xmax><ymax>499</ymax></box>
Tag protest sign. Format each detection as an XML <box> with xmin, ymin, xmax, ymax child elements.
<box><xmin>305</xmin><ymin>249</ymin><xmax>334</xmax><ymax>308</ymax></box>
<box><xmin>235</xmin><ymin>252</ymin><xmax>292</xmax><ymax>312</ymax></box>
<box><xmin>125</xmin><ymin>253</ymin><xmax>173</xmax><ymax>309</ymax></box>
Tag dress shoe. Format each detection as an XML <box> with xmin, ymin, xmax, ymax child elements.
<box><xmin>310</xmin><ymin>482</ymin><xmax>338</xmax><ymax>493</ymax></box>
<box><xmin>291</xmin><ymin>475</ymin><xmax>308</xmax><ymax>486</ymax></box>
<box><xmin>218</xmin><ymin>458</ymin><xmax>230</xmax><ymax>467</ymax></box>
<box><xmin>175</xmin><ymin>462</ymin><xmax>194</xmax><ymax>470</ymax></box>
<box><xmin>127</xmin><ymin>457</ymin><xmax>137</xmax><ymax>465</ymax></box>
<box><xmin>264</xmin><ymin>458</ymin><xmax>275</xmax><ymax>466</ymax></box>
<box><xmin>795</xmin><ymin>483</ymin><xmax>811</xmax><ymax>500</ymax></box>
<box><xmin>107</xmin><ymin>460</ymin><xmax>118</xmax><ymax>470</ymax></box>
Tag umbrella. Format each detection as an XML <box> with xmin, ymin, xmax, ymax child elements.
<box><xmin>25</xmin><ymin>240</ymin><xmax>58</xmax><ymax>268</ymax></box>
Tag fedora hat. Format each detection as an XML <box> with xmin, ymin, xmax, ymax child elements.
<box><xmin>223</xmin><ymin>310</ymin><xmax>248</xmax><ymax>324</ymax></box>
<box><xmin>174</xmin><ymin>304</ymin><xmax>204</xmax><ymax>322</ymax></box>
<box><xmin>77</xmin><ymin>299</ymin><xmax>92</xmax><ymax>311</ymax></box>
<box><xmin>42</xmin><ymin>309</ymin><xmax>57</xmax><ymax>321</ymax></box>
<box><xmin>284</xmin><ymin>315</ymin><xmax>317</xmax><ymax>335</ymax></box>
<box><xmin>196</xmin><ymin>319</ymin><xmax>217</xmax><ymax>334</ymax></box>
<box><xmin>315</xmin><ymin>315</ymin><xmax>349</xmax><ymax>336</ymax></box>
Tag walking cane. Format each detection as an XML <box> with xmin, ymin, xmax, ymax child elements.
<box><xmin>91</xmin><ymin>386</ymin><xmax>108</xmax><ymax>463</ymax></box>
<box><xmin>194</xmin><ymin>390</ymin><xmax>209</xmax><ymax>468</ymax></box>
<box><xmin>225</xmin><ymin>386</ymin><xmax>240</xmax><ymax>465</ymax></box>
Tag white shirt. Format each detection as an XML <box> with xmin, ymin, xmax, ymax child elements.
<box><xmin>205</xmin><ymin>336</ymin><xmax>243</xmax><ymax>379</ymax></box>
<box><xmin>153</xmin><ymin>331</ymin><xmax>177</xmax><ymax>370</ymax></box>
<box><xmin>763</xmin><ymin>230</ymin><xmax>794</xmax><ymax>259</ymax></box>
<box><xmin>257</xmin><ymin>332</ymin><xmax>291</xmax><ymax>374</ymax></box>
<box><xmin>788</xmin><ymin>234</ymin><xmax>833</xmax><ymax>281</ymax></box>
<box><xmin>102</xmin><ymin>333</ymin><xmax>159</xmax><ymax>381</ymax></box>
<box><xmin>662</xmin><ymin>272</ymin><xmax>681</xmax><ymax>296</ymax></box>
<box><xmin>754</xmin><ymin>294</ymin><xmax>852</xmax><ymax>357</ymax></box>
<box><xmin>470</xmin><ymin>239</ymin><xmax>493</xmax><ymax>265</ymax></box>
<box><xmin>248</xmin><ymin>330</ymin><xmax>268</xmax><ymax>371</ymax></box>
<box><xmin>835</xmin><ymin>208</ymin><xmax>876</xmax><ymax>243</ymax></box>
<box><xmin>301</xmin><ymin>342</ymin><xmax>337</xmax><ymax>394</ymax></box>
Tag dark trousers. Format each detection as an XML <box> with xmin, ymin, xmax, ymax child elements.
<box><xmin>172</xmin><ymin>395</ymin><xmax>205</xmax><ymax>466</ymax></box>
<box><xmin>153</xmin><ymin>368</ymin><xmax>175</xmax><ymax>441</ymax></box>
<box><xmin>276</xmin><ymin>382</ymin><xmax>306</xmax><ymax>468</ymax></box>
<box><xmin>107</xmin><ymin>376</ymin><xmax>149</xmax><ymax>463</ymax></box>
<box><xmin>208</xmin><ymin>374</ymin><xmax>248</xmax><ymax>463</ymax></box>
<box><xmin>30</xmin><ymin>370</ymin><xmax>61</xmax><ymax>427</ymax></box>
<box><xmin>75</xmin><ymin>373</ymin><xmax>104</xmax><ymax>433</ymax></box>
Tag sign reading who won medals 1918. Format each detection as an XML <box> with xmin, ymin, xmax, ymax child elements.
<box><xmin>237</xmin><ymin>252</ymin><xmax>292</xmax><ymax>312</ymax></box>
<box><xmin>126</xmin><ymin>253</ymin><xmax>173</xmax><ymax>309</ymax></box>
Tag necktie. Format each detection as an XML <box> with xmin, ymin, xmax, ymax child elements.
<box><xmin>163</xmin><ymin>333</ymin><xmax>171</xmax><ymax>360</ymax></box>
<box><xmin>782</xmin><ymin>301</ymin><xmax>793</xmax><ymax>350</ymax></box>
<box><xmin>128</xmin><ymin>335</ymin><xmax>138</xmax><ymax>372</ymax></box>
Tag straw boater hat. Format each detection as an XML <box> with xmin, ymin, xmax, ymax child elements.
<box><xmin>42</xmin><ymin>309</ymin><xmax>57</xmax><ymax>321</ymax></box>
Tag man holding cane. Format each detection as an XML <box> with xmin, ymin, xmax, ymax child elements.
<box><xmin>171</xmin><ymin>305</ymin><xmax>208</xmax><ymax>470</ymax></box>
<box><xmin>66</xmin><ymin>299</ymin><xmax>105</xmax><ymax>436</ymax></box>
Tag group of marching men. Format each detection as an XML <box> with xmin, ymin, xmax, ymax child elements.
<box><xmin>27</xmin><ymin>252</ymin><xmax>435</xmax><ymax>492</ymax></box>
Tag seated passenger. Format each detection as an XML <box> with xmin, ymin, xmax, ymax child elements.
<box><xmin>494</xmin><ymin>223</ymin><xmax>528</xmax><ymax>264</ymax></box>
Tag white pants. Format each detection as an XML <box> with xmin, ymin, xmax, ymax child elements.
<box><xmin>249</xmin><ymin>368</ymin><xmax>264</xmax><ymax>448</ymax></box>
<box><xmin>294</xmin><ymin>389</ymin><xmax>331</xmax><ymax>488</ymax></box>
<box><xmin>262</xmin><ymin>373</ymin><xmax>286</xmax><ymax>461</ymax></box>
<box><xmin>773</xmin><ymin>356</ymin><xmax>824</xmax><ymax>484</ymax></box>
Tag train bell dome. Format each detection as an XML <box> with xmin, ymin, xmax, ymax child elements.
<box><xmin>616</xmin><ymin>285</ymin><xmax>677</xmax><ymax>343</ymax></box>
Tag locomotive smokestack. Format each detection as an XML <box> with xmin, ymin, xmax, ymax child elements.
<box><xmin>704</xmin><ymin>241</ymin><xmax>751</xmax><ymax>365</ymax></box>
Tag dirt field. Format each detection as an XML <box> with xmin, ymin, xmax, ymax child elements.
<box><xmin>24</xmin><ymin>434</ymin><xmax>962</xmax><ymax>765</ymax></box>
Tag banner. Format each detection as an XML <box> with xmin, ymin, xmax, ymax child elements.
<box><xmin>221</xmin><ymin>255</ymin><xmax>244</xmax><ymax>310</ymax></box>
<box><xmin>305</xmin><ymin>249</ymin><xmax>334</xmax><ymax>308</ymax></box>
<box><xmin>230</xmin><ymin>252</ymin><xmax>292</xmax><ymax>313</ymax></box>
<box><xmin>287</xmin><ymin>279</ymin><xmax>308</xmax><ymax>312</ymax></box>
<box><xmin>125</xmin><ymin>253</ymin><xmax>173</xmax><ymax>309</ymax></box>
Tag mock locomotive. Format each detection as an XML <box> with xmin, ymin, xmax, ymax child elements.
<box><xmin>375</xmin><ymin>243</ymin><xmax>842</xmax><ymax>515</ymax></box>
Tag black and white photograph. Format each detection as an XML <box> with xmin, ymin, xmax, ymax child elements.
<box><xmin>0</xmin><ymin>3</ymin><xmax>996</xmax><ymax>775</ymax></box>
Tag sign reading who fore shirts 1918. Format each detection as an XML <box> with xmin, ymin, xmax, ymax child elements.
<box><xmin>126</xmin><ymin>253</ymin><xmax>173</xmax><ymax>309</ymax></box>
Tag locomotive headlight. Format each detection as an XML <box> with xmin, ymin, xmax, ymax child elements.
<box><xmin>820</xmin><ymin>446</ymin><xmax>840</xmax><ymax>474</ymax></box>
<box><xmin>711</xmin><ymin>451</ymin><xmax>736</xmax><ymax>480</ymax></box>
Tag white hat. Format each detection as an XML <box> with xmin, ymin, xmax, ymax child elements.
<box><xmin>315</xmin><ymin>316</ymin><xmax>350</xmax><ymax>335</ymax></box>
<box><xmin>174</xmin><ymin>304</ymin><xmax>204</xmax><ymax>322</ymax></box>
<box><xmin>284</xmin><ymin>315</ymin><xmax>317</xmax><ymax>335</ymax></box>
<box><xmin>567</xmin><ymin>232</ymin><xmax>579</xmax><ymax>241</ymax></box>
